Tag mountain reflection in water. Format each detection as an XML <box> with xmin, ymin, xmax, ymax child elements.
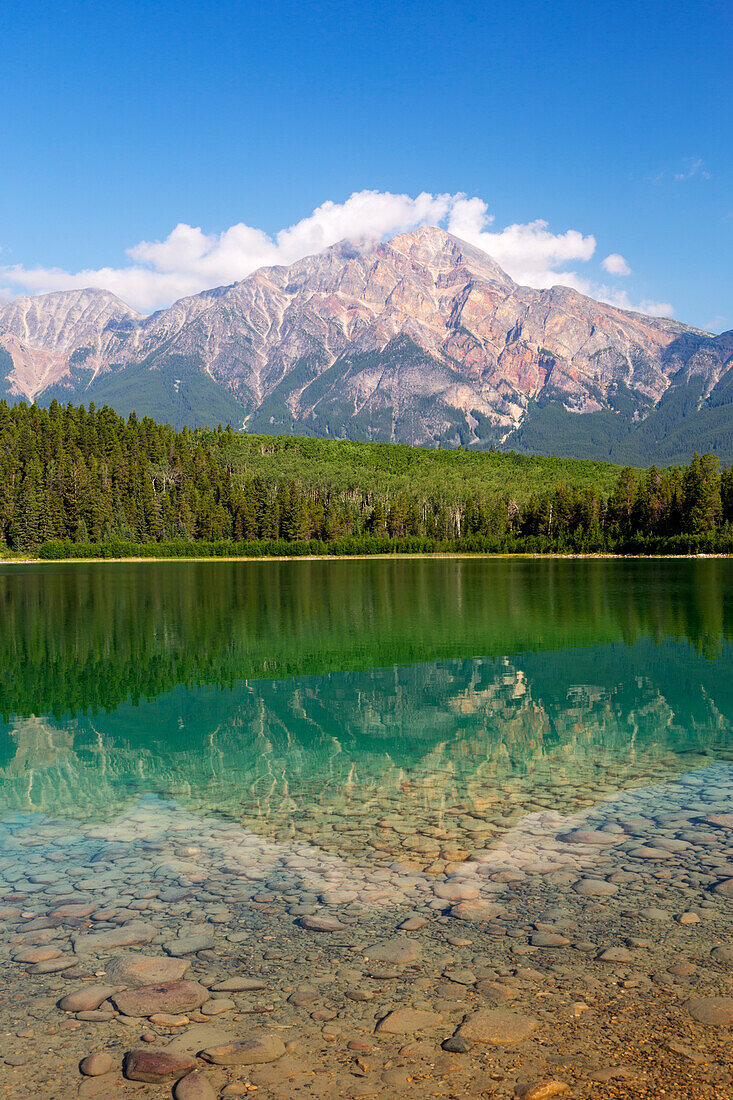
<box><xmin>1</xmin><ymin>559</ymin><xmax>732</xmax><ymax>856</ymax></box>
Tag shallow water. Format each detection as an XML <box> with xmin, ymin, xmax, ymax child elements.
<box><xmin>1</xmin><ymin>559</ymin><xmax>733</xmax><ymax>1098</ymax></box>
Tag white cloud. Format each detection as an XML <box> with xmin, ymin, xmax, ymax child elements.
<box><xmin>595</xmin><ymin>287</ymin><xmax>674</xmax><ymax>318</ymax></box>
<box><xmin>601</xmin><ymin>252</ymin><xmax>631</xmax><ymax>276</ymax></box>
<box><xmin>444</xmin><ymin>196</ymin><xmax>596</xmax><ymax>289</ymax></box>
<box><xmin>0</xmin><ymin>189</ymin><xmax>672</xmax><ymax>317</ymax></box>
<box><xmin>674</xmin><ymin>157</ymin><xmax>710</xmax><ymax>182</ymax></box>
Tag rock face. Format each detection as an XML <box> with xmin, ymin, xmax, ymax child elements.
<box><xmin>1</xmin><ymin>227</ymin><xmax>731</xmax><ymax>461</ymax></box>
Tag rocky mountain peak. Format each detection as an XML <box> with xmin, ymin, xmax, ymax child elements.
<box><xmin>385</xmin><ymin>226</ymin><xmax>514</xmax><ymax>288</ymax></box>
<box><xmin>0</xmin><ymin>287</ymin><xmax>141</xmax><ymax>354</ymax></box>
<box><xmin>0</xmin><ymin>230</ymin><xmax>730</xmax><ymax>463</ymax></box>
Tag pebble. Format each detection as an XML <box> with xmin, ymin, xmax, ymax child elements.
<box><xmin>442</xmin><ymin>967</ymin><xmax>477</xmax><ymax>985</ymax></box>
<box><xmin>710</xmin><ymin>944</ymin><xmax>733</xmax><ymax>966</ymax></box>
<box><xmin>455</xmin><ymin>1009</ymin><xmax>539</xmax><ymax>1045</ymax></box>
<box><xmin>686</xmin><ymin>997</ymin><xmax>733</xmax><ymax>1025</ymax></box>
<box><xmin>31</xmin><ymin>956</ymin><xmax>78</xmax><ymax>973</ymax></box>
<box><xmin>299</xmin><ymin>914</ymin><xmax>346</xmax><ymax>931</ymax></box>
<box><xmin>174</xmin><ymin>1072</ymin><xmax>217</xmax><ymax>1100</ymax></box>
<box><xmin>597</xmin><ymin>947</ymin><xmax>634</xmax><ymax>963</ymax></box>
<box><xmin>79</xmin><ymin>1052</ymin><xmax>115</xmax><ymax>1076</ymax></box>
<box><xmin>364</xmin><ymin>936</ymin><xmax>422</xmax><ymax>964</ymax></box>
<box><xmin>450</xmin><ymin>900</ymin><xmax>504</xmax><ymax>921</ymax></box>
<box><xmin>516</xmin><ymin>1082</ymin><xmax>570</xmax><ymax>1100</ymax></box>
<box><xmin>105</xmin><ymin>953</ymin><xmax>190</xmax><ymax>986</ymax></box>
<box><xmin>163</xmin><ymin>934</ymin><xmax>216</xmax><ymax>955</ymax></box>
<box><xmin>375</xmin><ymin>1007</ymin><xmax>443</xmax><ymax>1034</ymax></box>
<box><xmin>209</xmin><ymin>976</ymin><xmax>266</xmax><ymax>992</ymax></box>
<box><xmin>124</xmin><ymin>1048</ymin><xmax>197</xmax><ymax>1082</ymax></box>
<box><xmin>13</xmin><ymin>945</ymin><xmax>62</xmax><ymax>963</ymax></box>
<box><xmin>201</xmin><ymin>1034</ymin><xmax>286</xmax><ymax>1065</ymax></box>
<box><xmin>202</xmin><ymin>998</ymin><xmax>235</xmax><ymax>1015</ymax></box>
<box><xmin>113</xmin><ymin>980</ymin><xmax>210</xmax><ymax>1017</ymax></box>
<box><xmin>530</xmin><ymin>932</ymin><xmax>569</xmax><ymax>948</ymax></box>
<box><xmin>73</xmin><ymin>922</ymin><xmax>155</xmax><ymax>954</ymax></box>
<box><xmin>573</xmin><ymin>878</ymin><xmax>618</xmax><ymax>897</ymax></box>
<box><xmin>59</xmin><ymin>985</ymin><xmax>119</xmax><ymax>1013</ymax></box>
<box><xmin>442</xmin><ymin>1036</ymin><xmax>472</xmax><ymax>1052</ymax></box>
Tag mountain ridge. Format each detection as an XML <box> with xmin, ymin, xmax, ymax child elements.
<box><xmin>1</xmin><ymin>227</ymin><xmax>730</xmax><ymax>463</ymax></box>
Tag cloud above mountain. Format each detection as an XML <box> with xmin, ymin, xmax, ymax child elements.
<box><xmin>0</xmin><ymin>190</ymin><xmax>672</xmax><ymax>317</ymax></box>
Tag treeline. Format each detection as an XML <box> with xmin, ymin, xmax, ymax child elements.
<box><xmin>1</xmin><ymin>400</ymin><xmax>732</xmax><ymax>555</ymax></box>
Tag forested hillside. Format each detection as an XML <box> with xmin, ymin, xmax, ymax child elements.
<box><xmin>0</xmin><ymin>400</ymin><xmax>731</xmax><ymax>556</ymax></box>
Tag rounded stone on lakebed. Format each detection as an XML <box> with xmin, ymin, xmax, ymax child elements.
<box><xmin>104</xmin><ymin>953</ymin><xmax>190</xmax><ymax>987</ymax></box>
<box><xmin>201</xmin><ymin>998</ymin><xmax>235</xmax><ymax>1016</ymax></box>
<box><xmin>375</xmin><ymin>1007</ymin><xmax>443</xmax><ymax>1034</ymax></box>
<box><xmin>112</xmin><ymin>980</ymin><xmax>209</xmax><ymax>1018</ymax></box>
<box><xmin>597</xmin><ymin>947</ymin><xmax>634</xmax><ymax>964</ymax></box>
<box><xmin>163</xmin><ymin>934</ymin><xmax>216</xmax><ymax>956</ymax></box>
<box><xmin>455</xmin><ymin>1009</ymin><xmax>539</xmax><ymax>1045</ymax></box>
<box><xmin>363</xmin><ymin>936</ymin><xmax>422</xmax><ymax>964</ymax></box>
<box><xmin>200</xmin><ymin>1034</ymin><xmax>286</xmax><ymax>1066</ymax></box>
<box><xmin>710</xmin><ymin>945</ymin><xmax>733</xmax><ymax>966</ymax></box>
<box><xmin>32</xmin><ymin>956</ymin><xmax>78</xmax><ymax>974</ymax></box>
<box><xmin>687</xmin><ymin>997</ymin><xmax>733</xmax><ymax>1026</ymax></box>
<box><xmin>174</xmin><ymin>1072</ymin><xmax>217</xmax><ymax>1100</ymax></box>
<box><xmin>299</xmin><ymin>914</ymin><xmax>346</xmax><ymax>931</ymax></box>
<box><xmin>12</xmin><ymin>945</ymin><xmax>62</xmax><ymax>964</ymax></box>
<box><xmin>79</xmin><ymin>1052</ymin><xmax>115</xmax><ymax>1077</ymax></box>
<box><xmin>148</xmin><ymin>1012</ymin><xmax>190</xmax><ymax>1027</ymax></box>
<box><xmin>450</xmin><ymin>899</ymin><xmax>504</xmax><ymax>922</ymax></box>
<box><xmin>573</xmin><ymin>878</ymin><xmax>618</xmax><ymax>897</ymax></box>
<box><xmin>208</xmin><ymin>977</ymin><xmax>266</xmax><ymax>992</ymax></box>
<box><xmin>558</xmin><ymin>829</ymin><xmax>620</xmax><ymax>846</ymax></box>
<box><xmin>434</xmin><ymin>882</ymin><xmax>479</xmax><ymax>901</ymax></box>
<box><xmin>124</xmin><ymin>1048</ymin><xmax>197</xmax><ymax>1083</ymax></box>
<box><xmin>59</xmin><ymin>984</ymin><xmax>119</xmax><ymax>1013</ymax></box>
<box><xmin>518</xmin><ymin>1080</ymin><xmax>570</xmax><ymax>1099</ymax></box>
<box><xmin>530</xmin><ymin>932</ymin><xmax>570</xmax><ymax>948</ymax></box>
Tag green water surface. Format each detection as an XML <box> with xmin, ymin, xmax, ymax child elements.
<box><xmin>1</xmin><ymin>559</ymin><xmax>732</xmax><ymax>847</ymax></box>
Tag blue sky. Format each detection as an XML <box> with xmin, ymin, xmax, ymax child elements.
<box><xmin>0</xmin><ymin>0</ymin><xmax>730</xmax><ymax>327</ymax></box>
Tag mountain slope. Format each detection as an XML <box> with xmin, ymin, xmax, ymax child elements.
<box><xmin>0</xmin><ymin>228</ymin><xmax>730</xmax><ymax>461</ymax></box>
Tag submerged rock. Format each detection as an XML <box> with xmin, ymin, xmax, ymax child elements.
<box><xmin>113</xmin><ymin>980</ymin><xmax>209</xmax><ymax>1018</ymax></box>
<box><xmin>363</xmin><ymin>936</ymin><xmax>422</xmax><ymax>964</ymax></box>
<box><xmin>455</xmin><ymin>1009</ymin><xmax>539</xmax><ymax>1045</ymax></box>
<box><xmin>375</xmin><ymin>1008</ymin><xmax>443</xmax><ymax>1034</ymax></box>
<box><xmin>200</xmin><ymin>1033</ymin><xmax>286</xmax><ymax>1066</ymax></box>
<box><xmin>105</xmin><ymin>953</ymin><xmax>190</xmax><ymax>986</ymax></box>
<box><xmin>686</xmin><ymin>997</ymin><xmax>733</xmax><ymax>1026</ymax></box>
<box><xmin>124</xmin><ymin>1048</ymin><xmax>197</xmax><ymax>1082</ymax></box>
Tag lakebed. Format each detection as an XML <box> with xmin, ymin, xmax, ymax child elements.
<box><xmin>1</xmin><ymin>559</ymin><xmax>733</xmax><ymax>1099</ymax></box>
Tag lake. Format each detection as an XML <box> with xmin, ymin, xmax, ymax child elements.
<box><xmin>1</xmin><ymin>559</ymin><xmax>733</xmax><ymax>1097</ymax></box>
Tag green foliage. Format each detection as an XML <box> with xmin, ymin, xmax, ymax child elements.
<box><xmin>0</xmin><ymin>400</ymin><xmax>731</xmax><ymax>557</ymax></box>
<box><xmin>509</xmin><ymin>374</ymin><xmax>733</xmax><ymax>465</ymax></box>
<box><xmin>40</xmin><ymin>355</ymin><xmax>247</xmax><ymax>431</ymax></box>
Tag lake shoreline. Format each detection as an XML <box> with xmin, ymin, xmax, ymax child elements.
<box><xmin>2</xmin><ymin>551</ymin><xmax>732</xmax><ymax>564</ymax></box>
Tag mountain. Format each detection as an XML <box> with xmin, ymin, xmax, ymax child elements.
<box><xmin>1</xmin><ymin>227</ymin><xmax>731</xmax><ymax>463</ymax></box>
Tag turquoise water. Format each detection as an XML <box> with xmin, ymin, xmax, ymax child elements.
<box><xmin>1</xmin><ymin>559</ymin><xmax>732</xmax><ymax>856</ymax></box>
